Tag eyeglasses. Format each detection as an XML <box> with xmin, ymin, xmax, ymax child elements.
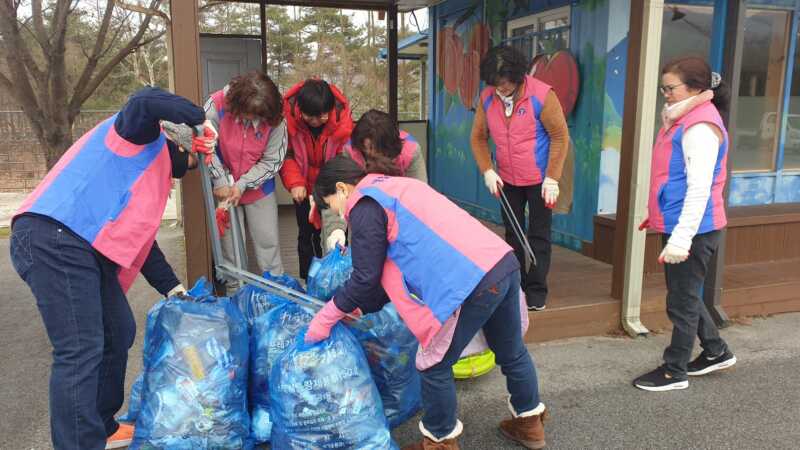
<box><xmin>659</xmin><ymin>83</ymin><xmax>684</xmax><ymax>94</ymax></box>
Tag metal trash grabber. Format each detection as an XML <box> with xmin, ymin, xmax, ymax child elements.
<box><xmin>193</xmin><ymin>126</ymin><xmax>369</xmax><ymax>328</ymax></box>
<box><xmin>498</xmin><ymin>188</ymin><xmax>537</xmax><ymax>267</ymax></box>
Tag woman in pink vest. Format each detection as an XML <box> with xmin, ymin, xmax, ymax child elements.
<box><xmin>305</xmin><ymin>155</ymin><xmax>547</xmax><ymax>450</ymax></box>
<box><xmin>8</xmin><ymin>87</ymin><xmax>213</xmax><ymax>449</ymax></box>
<box><xmin>633</xmin><ymin>57</ymin><xmax>737</xmax><ymax>392</ymax></box>
<box><xmin>205</xmin><ymin>72</ymin><xmax>287</xmax><ymax>289</ymax></box>
<box><xmin>322</xmin><ymin>109</ymin><xmax>428</xmax><ymax>252</ymax></box>
<box><xmin>471</xmin><ymin>46</ymin><xmax>569</xmax><ymax>311</ymax></box>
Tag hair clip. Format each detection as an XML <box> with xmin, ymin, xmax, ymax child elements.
<box><xmin>711</xmin><ymin>72</ymin><xmax>722</xmax><ymax>89</ymax></box>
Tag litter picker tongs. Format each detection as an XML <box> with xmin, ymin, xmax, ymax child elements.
<box><xmin>498</xmin><ymin>188</ymin><xmax>537</xmax><ymax>267</ymax></box>
<box><xmin>193</xmin><ymin>126</ymin><xmax>363</xmax><ymax>325</ymax></box>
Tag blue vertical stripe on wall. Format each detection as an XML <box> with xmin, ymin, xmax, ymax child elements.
<box><xmin>709</xmin><ymin>0</ymin><xmax>727</xmax><ymax>72</ymax></box>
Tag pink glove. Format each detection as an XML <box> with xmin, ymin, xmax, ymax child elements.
<box><xmin>305</xmin><ymin>300</ymin><xmax>349</xmax><ymax>344</ymax></box>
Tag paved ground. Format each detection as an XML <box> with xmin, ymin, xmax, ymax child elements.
<box><xmin>1</xmin><ymin>226</ymin><xmax>799</xmax><ymax>449</ymax></box>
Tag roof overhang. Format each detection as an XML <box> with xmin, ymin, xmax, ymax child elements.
<box><xmin>225</xmin><ymin>0</ymin><xmax>440</xmax><ymax>12</ymax></box>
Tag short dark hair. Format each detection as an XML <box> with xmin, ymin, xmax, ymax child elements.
<box><xmin>296</xmin><ymin>79</ymin><xmax>336</xmax><ymax>117</ymax></box>
<box><xmin>225</xmin><ymin>71</ymin><xmax>283</xmax><ymax>126</ymax></box>
<box><xmin>479</xmin><ymin>46</ymin><xmax>529</xmax><ymax>86</ymax></box>
<box><xmin>313</xmin><ymin>155</ymin><xmax>366</xmax><ymax>210</ymax></box>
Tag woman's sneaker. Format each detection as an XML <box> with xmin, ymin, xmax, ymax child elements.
<box><xmin>633</xmin><ymin>366</ymin><xmax>689</xmax><ymax>392</ymax></box>
<box><xmin>687</xmin><ymin>350</ymin><xmax>737</xmax><ymax>376</ymax></box>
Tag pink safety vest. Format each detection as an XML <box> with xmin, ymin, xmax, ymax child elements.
<box><xmin>211</xmin><ymin>89</ymin><xmax>275</xmax><ymax>205</ymax></box>
<box><xmin>480</xmin><ymin>75</ymin><xmax>552</xmax><ymax>186</ymax></box>
<box><xmin>343</xmin><ymin>130</ymin><xmax>418</xmax><ymax>176</ymax></box>
<box><xmin>15</xmin><ymin>115</ymin><xmax>172</xmax><ymax>293</ymax></box>
<box><xmin>344</xmin><ymin>174</ymin><xmax>511</xmax><ymax>347</ymax></box>
<box><xmin>648</xmin><ymin>101</ymin><xmax>728</xmax><ymax>234</ymax></box>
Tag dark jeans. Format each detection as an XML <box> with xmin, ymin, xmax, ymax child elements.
<box><xmin>500</xmin><ymin>183</ymin><xmax>552</xmax><ymax>308</ymax></box>
<box><xmin>294</xmin><ymin>197</ymin><xmax>322</xmax><ymax>280</ymax></box>
<box><xmin>10</xmin><ymin>215</ymin><xmax>136</xmax><ymax>450</ymax></box>
<box><xmin>420</xmin><ymin>270</ymin><xmax>540</xmax><ymax>438</ymax></box>
<box><xmin>662</xmin><ymin>230</ymin><xmax>729</xmax><ymax>379</ymax></box>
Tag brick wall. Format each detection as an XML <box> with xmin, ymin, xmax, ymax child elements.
<box><xmin>0</xmin><ymin>109</ymin><xmax>115</xmax><ymax>192</ymax></box>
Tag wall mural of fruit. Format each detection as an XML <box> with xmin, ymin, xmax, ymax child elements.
<box><xmin>529</xmin><ymin>50</ymin><xmax>581</xmax><ymax>117</ymax></box>
<box><xmin>436</xmin><ymin>21</ymin><xmax>491</xmax><ymax>111</ymax></box>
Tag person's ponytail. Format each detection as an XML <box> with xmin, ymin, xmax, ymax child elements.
<box><xmin>711</xmin><ymin>79</ymin><xmax>731</xmax><ymax>125</ymax></box>
<box><xmin>365</xmin><ymin>152</ymin><xmax>402</xmax><ymax>176</ymax></box>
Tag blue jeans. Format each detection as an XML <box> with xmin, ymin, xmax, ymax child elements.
<box><xmin>10</xmin><ymin>215</ymin><xmax>136</xmax><ymax>450</ymax></box>
<box><xmin>420</xmin><ymin>270</ymin><xmax>540</xmax><ymax>438</ymax></box>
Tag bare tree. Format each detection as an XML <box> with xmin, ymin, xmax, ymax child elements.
<box><xmin>0</xmin><ymin>0</ymin><xmax>166</xmax><ymax>169</ymax></box>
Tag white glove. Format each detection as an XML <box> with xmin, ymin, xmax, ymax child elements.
<box><xmin>542</xmin><ymin>177</ymin><xmax>559</xmax><ymax>209</ymax></box>
<box><xmin>483</xmin><ymin>169</ymin><xmax>503</xmax><ymax>197</ymax></box>
<box><xmin>658</xmin><ymin>243</ymin><xmax>689</xmax><ymax>264</ymax></box>
<box><xmin>308</xmin><ymin>194</ymin><xmax>317</xmax><ymax>223</ymax></box>
<box><xmin>167</xmin><ymin>283</ymin><xmax>187</xmax><ymax>298</ymax></box>
<box><xmin>326</xmin><ymin>229</ymin><xmax>347</xmax><ymax>252</ymax></box>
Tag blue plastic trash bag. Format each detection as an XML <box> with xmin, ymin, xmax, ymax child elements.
<box><xmin>119</xmin><ymin>280</ymin><xmax>212</xmax><ymax>424</ymax></box>
<box><xmin>269</xmin><ymin>324</ymin><xmax>397</xmax><ymax>449</ymax></box>
<box><xmin>232</xmin><ymin>272</ymin><xmax>304</xmax><ymax>327</ymax></box>
<box><xmin>306</xmin><ymin>248</ymin><xmax>353</xmax><ymax>301</ymax></box>
<box><xmin>348</xmin><ymin>303</ymin><xmax>421</xmax><ymax>428</ymax></box>
<box><xmin>130</xmin><ymin>282</ymin><xmax>252</xmax><ymax>450</ymax></box>
<box><xmin>249</xmin><ymin>302</ymin><xmax>313</xmax><ymax>444</ymax></box>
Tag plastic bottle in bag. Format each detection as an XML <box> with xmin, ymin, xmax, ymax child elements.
<box><xmin>118</xmin><ymin>279</ymin><xmax>213</xmax><ymax>424</ymax></box>
<box><xmin>348</xmin><ymin>303</ymin><xmax>421</xmax><ymax>429</ymax></box>
<box><xmin>250</xmin><ymin>302</ymin><xmax>313</xmax><ymax>444</ymax></box>
<box><xmin>269</xmin><ymin>324</ymin><xmax>397</xmax><ymax>449</ymax></box>
<box><xmin>231</xmin><ymin>272</ymin><xmax>304</xmax><ymax>327</ymax></box>
<box><xmin>130</xmin><ymin>286</ymin><xmax>252</xmax><ymax>450</ymax></box>
<box><xmin>306</xmin><ymin>248</ymin><xmax>353</xmax><ymax>301</ymax></box>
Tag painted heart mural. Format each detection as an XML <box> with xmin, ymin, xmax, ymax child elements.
<box><xmin>529</xmin><ymin>51</ymin><xmax>580</xmax><ymax>117</ymax></box>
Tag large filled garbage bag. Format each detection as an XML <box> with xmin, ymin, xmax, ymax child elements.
<box><xmin>348</xmin><ymin>303</ymin><xmax>421</xmax><ymax>428</ymax></box>
<box><xmin>306</xmin><ymin>248</ymin><xmax>353</xmax><ymax>301</ymax></box>
<box><xmin>231</xmin><ymin>272</ymin><xmax>304</xmax><ymax>327</ymax></box>
<box><xmin>269</xmin><ymin>324</ymin><xmax>397</xmax><ymax>449</ymax></box>
<box><xmin>119</xmin><ymin>280</ymin><xmax>213</xmax><ymax>424</ymax></box>
<box><xmin>250</xmin><ymin>302</ymin><xmax>313</xmax><ymax>444</ymax></box>
<box><xmin>130</xmin><ymin>280</ymin><xmax>252</xmax><ymax>450</ymax></box>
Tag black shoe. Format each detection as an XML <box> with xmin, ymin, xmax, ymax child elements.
<box><xmin>633</xmin><ymin>366</ymin><xmax>688</xmax><ymax>392</ymax></box>
<box><xmin>687</xmin><ymin>350</ymin><xmax>737</xmax><ymax>376</ymax></box>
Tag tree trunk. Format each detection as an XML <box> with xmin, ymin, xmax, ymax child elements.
<box><xmin>41</xmin><ymin>119</ymin><xmax>75</xmax><ymax>170</ymax></box>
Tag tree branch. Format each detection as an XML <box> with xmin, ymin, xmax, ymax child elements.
<box><xmin>117</xmin><ymin>0</ymin><xmax>170</xmax><ymax>23</ymax></box>
<box><xmin>71</xmin><ymin>0</ymin><xmax>117</xmax><ymax>99</ymax></box>
<box><xmin>69</xmin><ymin>0</ymin><xmax>163</xmax><ymax>118</ymax></box>
<box><xmin>30</xmin><ymin>0</ymin><xmax>51</xmax><ymax>57</ymax></box>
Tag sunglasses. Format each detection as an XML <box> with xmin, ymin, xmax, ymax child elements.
<box><xmin>659</xmin><ymin>83</ymin><xmax>684</xmax><ymax>94</ymax></box>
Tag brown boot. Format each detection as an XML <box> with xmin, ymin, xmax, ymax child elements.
<box><xmin>498</xmin><ymin>403</ymin><xmax>548</xmax><ymax>449</ymax></box>
<box><xmin>402</xmin><ymin>420</ymin><xmax>462</xmax><ymax>450</ymax></box>
<box><xmin>401</xmin><ymin>437</ymin><xmax>460</xmax><ymax>450</ymax></box>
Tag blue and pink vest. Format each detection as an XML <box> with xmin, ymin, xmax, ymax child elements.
<box><xmin>480</xmin><ymin>75</ymin><xmax>552</xmax><ymax>186</ymax></box>
<box><xmin>15</xmin><ymin>114</ymin><xmax>173</xmax><ymax>292</ymax></box>
<box><xmin>211</xmin><ymin>89</ymin><xmax>275</xmax><ymax>205</ymax></box>
<box><xmin>344</xmin><ymin>174</ymin><xmax>511</xmax><ymax>347</ymax></box>
<box><xmin>343</xmin><ymin>130</ymin><xmax>418</xmax><ymax>176</ymax></box>
<box><xmin>648</xmin><ymin>101</ymin><xmax>728</xmax><ymax>234</ymax></box>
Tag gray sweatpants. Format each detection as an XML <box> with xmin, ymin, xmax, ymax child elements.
<box><xmin>221</xmin><ymin>192</ymin><xmax>284</xmax><ymax>294</ymax></box>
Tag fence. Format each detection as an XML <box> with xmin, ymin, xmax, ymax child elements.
<box><xmin>0</xmin><ymin>110</ymin><xmax>115</xmax><ymax>192</ymax></box>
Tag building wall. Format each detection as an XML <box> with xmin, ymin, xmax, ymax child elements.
<box><xmin>428</xmin><ymin>0</ymin><xmax>625</xmax><ymax>250</ymax></box>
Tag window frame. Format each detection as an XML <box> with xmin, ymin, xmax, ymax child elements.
<box><xmin>505</xmin><ymin>5</ymin><xmax>571</xmax><ymax>60</ymax></box>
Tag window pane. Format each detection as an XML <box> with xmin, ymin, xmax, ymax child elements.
<box><xmin>783</xmin><ymin>27</ymin><xmax>800</xmax><ymax>170</ymax></box>
<box><xmin>511</xmin><ymin>25</ymin><xmax>536</xmax><ymax>60</ymax></box>
<box><xmin>733</xmin><ymin>9</ymin><xmax>791</xmax><ymax>172</ymax></box>
<box><xmin>655</xmin><ymin>5</ymin><xmax>714</xmax><ymax>134</ymax></box>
